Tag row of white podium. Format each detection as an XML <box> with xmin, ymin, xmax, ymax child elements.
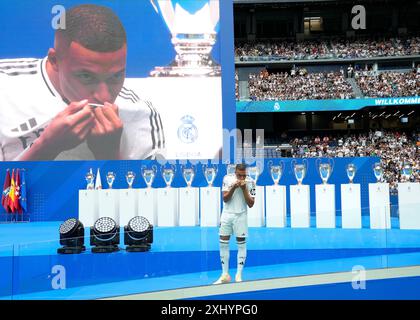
<box><xmin>78</xmin><ymin>182</ymin><xmax>420</xmax><ymax>230</ymax></box>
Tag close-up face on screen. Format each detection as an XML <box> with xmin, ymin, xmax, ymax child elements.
<box><xmin>0</xmin><ymin>0</ymin><xmax>224</xmax><ymax>161</ymax></box>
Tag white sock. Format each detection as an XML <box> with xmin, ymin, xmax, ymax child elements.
<box><xmin>237</xmin><ymin>240</ymin><xmax>247</xmax><ymax>275</ymax></box>
<box><xmin>219</xmin><ymin>239</ymin><xmax>230</xmax><ymax>275</ymax></box>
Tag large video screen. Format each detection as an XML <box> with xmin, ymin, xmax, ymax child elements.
<box><xmin>0</xmin><ymin>0</ymin><xmax>235</xmax><ymax>161</ymax></box>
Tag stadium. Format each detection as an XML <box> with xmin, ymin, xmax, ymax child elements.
<box><xmin>235</xmin><ymin>0</ymin><xmax>419</xmax><ymax>193</ymax></box>
<box><xmin>0</xmin><ymin>0</ymin><xmax>419</xmax><ymax>304</ymax></box>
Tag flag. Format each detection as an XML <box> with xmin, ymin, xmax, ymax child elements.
<box><xmin>95</xmin><ymin>168</ymin><xmax>102</xmax><ymax>190</ymax></box>
<box><xmin>8</xmin><ymin>169</ymin><xmax>16</xmax><ymax>213</ymax></box>
<box><xmin>14</xmin><ymin>169</ymin><xmax>22</xmax><ymax>214</ymax></box>
<box><xmin>2</xmin><ymin>169</ymin><xmax>11</xmax><ymax>212</ymax></box>
<box><xmin>19</xmin><ymin>169</ymin><xmax>27</xmax><ymax>213</ymax></box>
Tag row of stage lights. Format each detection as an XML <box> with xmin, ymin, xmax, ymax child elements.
<box><xmin>58</xmin><ymin>216</ymin><xmax>153</xmax><ymax>254</ymax></box>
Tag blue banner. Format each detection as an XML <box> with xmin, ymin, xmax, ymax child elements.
<box><xmin>237</xmin><ymin>96</ymin><xmax>420</xmax><ymax>113</ymax></box>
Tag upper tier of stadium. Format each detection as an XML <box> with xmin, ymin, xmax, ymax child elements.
<box><xmin>235</xmin><ymin>36</ymin><xmax>420</xmax><ymax>62</ymax></box>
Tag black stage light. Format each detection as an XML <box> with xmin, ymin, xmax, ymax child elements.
<box><xmin>90</xmin><ymin>217</ymin><xmax>120</xmax><ymax>253</ymax></box>
<box><xmin>124</xmin><ymin>216</ymin><xmax>153</xmax><ymax>252</ymax></box>
<box><xmin>57</xmin><ymin>218</ymin><xmax>86</xmax><ymax>254</ymax></box>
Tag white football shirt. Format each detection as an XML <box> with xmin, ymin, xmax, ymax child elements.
<box><xmin>0</xmin><ymin>57</ymin><xmax>165</xmax><ymax>161</ymax></box>
<box><xmin>221</xmin><ymin>174</ymin><xmax>256</xmax><ymax>214</ymax></box>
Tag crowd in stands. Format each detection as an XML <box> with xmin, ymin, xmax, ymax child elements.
<box><xmin>248</xmin><ymin>68</ymin><xmax>355</xmax><ymax>100</ymax></box>
<box><xmin>242</xmin><ymin>67</ymin><xmax>418</xmax><ymax>101</ymax></box>
<box><xmin>235</xmin><ymin>36</ymin><xmax>420</xmax><ymax>60</ymax></box>
<box><xmin>288</xmin><ymin>130</ymin><xmax>420</xmax><ymax>193</ymax></box>
<box><xmin>355</xmin><ymin>70</ymin><xmax>420</xmax><ymax>98</ymax></box>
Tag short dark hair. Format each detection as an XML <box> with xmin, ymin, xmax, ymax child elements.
<box><xmin>56</xmin><ymin>4</ymin><xmax>126</xmax><ymax>53</ymax></box>
<box><xmin>235</xmin><ymin>164</ymin><xmax>247</xmax><ymax>171</ymax></box>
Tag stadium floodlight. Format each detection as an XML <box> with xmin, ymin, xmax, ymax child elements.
<box><xmin>90</xmin><ymin>217</ymin><xmax>120</xmax><ymax>253</ymax></box>
<box><xmin>57</xmin><ymin>218</ymin><xmax>86</xmax><ymax>254</ymax></box>
<box><xmin>124</xmin><ymin>216</ymin><xmax>153</xmax><ymax>252</ymax></box>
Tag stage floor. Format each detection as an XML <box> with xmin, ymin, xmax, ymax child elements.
<box><xmin>0</xmin><ymin>216</ymin><xmax>411</xmax><ymax>251</ymax></box>
<box><xmin>0</xmin><ymin>219</ymin><xmax>419</xmax><ymax>300</ymax></box>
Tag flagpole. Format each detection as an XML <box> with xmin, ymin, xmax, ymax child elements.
<box><xmin>3</xmin><ymin>168</ymin><xmax>7</xmax><ymax>223</ymax></box>
<box><xmin>22</xmin><ymin>167</ymin><xmax>24</xmax><ymax>223</ymax></box>
<box><xmin>24</xmin><ymin>168</ymin><xmax>28</xmax><ymax>223</ymax></box>
<box><xmin>19</xmin><ymin>168</ymin><xmax>28</xmax><ymax>223</ymax></box>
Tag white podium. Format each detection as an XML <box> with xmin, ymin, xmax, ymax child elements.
<box><xmin>119</xmin><ymin>189</ymin><xmax>138</xmax><ymax>227</ymax></box>
<box><xmin>200</xmin><ymin>187</ymin><xmax>221</xmax><ymax>227</ymax></box>
<box><xmin>247</xmin><ymin>186</ymin><xmax>265</xmax><ymax>227</ymax></box>
<box><xmin>138</xmin><ymin>188</ymin><xmax>157</xmax><ymax>226</ymax></box>
<box><xmin>369</xmin><ymin>183</ymin><xmax>391</xmax><ymax>229</ymax></box>
<box><xmin>341</xmin><ymin>184</ymin><xmax>362</xmax><ymax>229</ymax></box>
<box><xmin>157</xmin><ymin>188</ymin><xmax>179</xmax><ymax>226</ymax></box>
<box><xmin>290</xmin><ymin>185</ymin><xmax>310</xmax><ymax>228</ymax></box>
<box><xmin>98</xmin><ymin>189</ymin><xmax>120</xmax><ymax>225</ymax></box>
<box><xmin>315</xmin><ymin>184</ymin><xmax>336</xmax><ymax>228</ymax></box>
<box><xmin>78</xmin><ymin>190</ymin><xmax>99</xmax><ymax>227</ymax></box>
<box><xmin>178</xmin><ymin>187</ymin><xmax>199</xmax><ymax>226</ymax></box>
<box><xmin>398</xmin><ymin>182</ymin><xmax>420</xmax><ymax>230</ymax></box>
<box><xmin>265</xmin><ymin>185</ymin><xmax>287</xmax><ymax>228</ymax></box>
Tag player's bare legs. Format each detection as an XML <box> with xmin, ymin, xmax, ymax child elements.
<box><xmin>236</xmin><ymin>236</ymin><xmax>246</xmax><ymax>282</ymax></box>
<box><xmin>215</xmin><ymin>165</ymin><xmax>254</xmax><ymax>285</ymax></box>
<box><xmin>214</xmin><ymin>235</ymin><xmax>231</xmax><ymax>284</ymax></box>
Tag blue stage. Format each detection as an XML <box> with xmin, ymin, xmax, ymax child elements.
<box><xmin>1</xmin><ymin>220</ymin><xmax>419</xmax><ymax>300</ymax></box>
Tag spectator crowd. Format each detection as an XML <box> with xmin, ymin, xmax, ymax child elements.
<box><xmin>244</xmin><ymin>68</ymin><xmax>418</xmax><ymax>101</ymax></box>
<box><xmin>236</xmin><ymin>36</ymin><xmax>420</xmax><ymax>61</ymax></box>
<box><xmin>248</xmin><ymin>68</ymin><xmax>355</xmax><ymax>100</ymax></box>
<box><xmin>355</xmin><ymin>70</ymin><xmax>420</xmax><ymax>98</ymax></box>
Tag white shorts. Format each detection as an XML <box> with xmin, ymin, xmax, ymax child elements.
<box><xmin>219</xmin><ymin>211</ymin><xmax>248</xmax><ymax>238</ymax></box>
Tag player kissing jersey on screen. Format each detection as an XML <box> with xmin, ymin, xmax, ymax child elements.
<box><xmin>0</xmin><ymin>4</ymin><xmax>165</xmax><ymax>161</ymax></box>
<box><xmin>0</xmin><ymin>58</ymin><xmax>165</xmax><ymax>161</ymax></box>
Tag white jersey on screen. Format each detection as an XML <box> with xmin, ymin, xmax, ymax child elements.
<box><xmin>0</xmin><ymin>58</ymin><xmax>165</xmax><ymax>161</ymax></box>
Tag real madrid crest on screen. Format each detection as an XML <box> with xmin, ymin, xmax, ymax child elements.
<box><xmin>177</xmin><ymin>115</ymin><xmax>198</xmax><ymax>144</ymax></box>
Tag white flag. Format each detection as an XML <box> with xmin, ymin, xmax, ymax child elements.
<box><xmin>95</xmin><ymin>168</ymin><xmax>102</xmax><ymax>190</ymax></box>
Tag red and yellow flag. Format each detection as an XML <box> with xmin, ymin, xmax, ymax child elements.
<box><xmin>8</xmin><ymin>169</ymin><xmax>16</xmax><ymax>213</ymax></box>
<box><xmin>1</xmin><ymin>169</ymin><xmax>11</xmax><ymax>212</ymax></box>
